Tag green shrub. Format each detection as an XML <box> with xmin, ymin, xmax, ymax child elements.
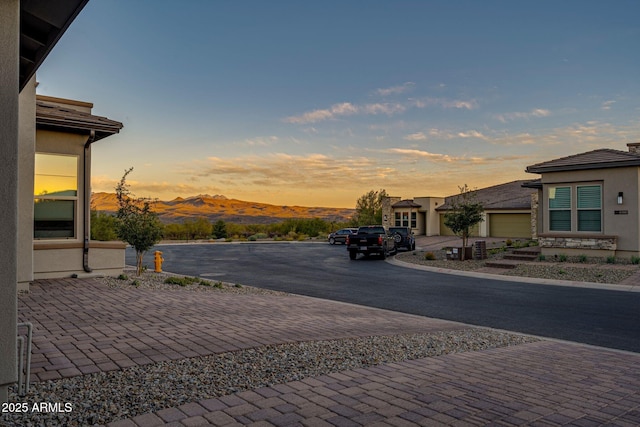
<box><xmin>117</xmin><ymin>274</ymin><xmax>128</xmax><ymax>280</ymax></box>
<box><xmin>199</xmin><ymin>280</ymin><xmax>211</xmax><ymax>286</ymax></box>
<box><xmin>538</xmin><ymin>254</ymin><xmax>546</xmax><ymax>261</ymax></box>
<box><xmin>505</xmin><ymin>239</ymin><xmax>513</xmax><ymax>246</ymax></box>
<box><xmin>558</xmin><ymin>254</ymin><xmax>567</xmax><ymax>262</ymax></box>
<box><xmin>424</xmin><ymin>252</ymin><xmax>436</xmax><ymax>260</ymax></box>
<box><xmin>214</xmin><ymin>282</ymin><xmax>224</xmax><ymax>289</ymax></box>
<box><xmin>234</xmin><ymin>284</ymin><xmax>242</xmax><ymax>288</ymax></box>
<box><xmin>164</xmin><ymin>276</ymin><xmax>200</xmax><ymax>286</ymax></box>
<box><xmin>131</xmin><ymin>279</ymin><xmax>140</xmax><ymax>287</ymax></box>
<box><xmin>248</xmin><ymin>235</ymin><xmax>257</xmax><ymax>241</ymax></box>
<box><xmin>578</xmin><ymin>254</ymin><xmax>587</xmax><ymax>263</ymax></box>
<box><xmin>606</xmin><ymin>256</ymin><xmax>616</xmax><ymax>264</ymax></box>
<box><xmin>631</xmin><ymin>256</ymin><xmax>640</xmax><ymax>265</ymax></box>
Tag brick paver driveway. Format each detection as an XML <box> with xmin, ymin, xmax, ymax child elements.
<box><xmin>13</xmin><ymin>277</ymin><xmax>640</xmax><ymax>426</ymax></box>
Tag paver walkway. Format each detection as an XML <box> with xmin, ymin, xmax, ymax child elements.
<box><xmin>14</xmin><ymin>277</ymin><xmax>640</xmax><ymax>426</ymax></box>
<box><xmin>19</xmin><ymin>278</ymin><xmax>463</xmax><ymax>382</ymax></box>
<box><xmin>109</xmin><ymin>341</ymin><xmax>640</xmax><ymax>427</ymax></box>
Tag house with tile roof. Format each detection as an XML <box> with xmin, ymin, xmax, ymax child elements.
<box><xmin>382</xmin><ymin>180</ymin><xmax>536</xmax><ymax>238</ymax></box>
<box><xmin>524</xmin><ymin>143</ymin><xmax>640</xmax><ymax>259</ymax></box>
<box><xmin>17</xmin><ymin>88</ymin><xmax>125</xmax><ymax>291</ymax></box>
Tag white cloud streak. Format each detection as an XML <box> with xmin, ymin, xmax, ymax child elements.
<box><xmin>494</xmin><ymin>108</ymin><xmax>551</xmax><ymax>123</ymax></box>
<box><xmin>374</xmin><ymin>82</ymin><xmax>415</xmax><ymax>96</ymax></box>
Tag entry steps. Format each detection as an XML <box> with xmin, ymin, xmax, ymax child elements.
<box><xmin>485</xmin><ymin>247</ymin><xmax>541</xmax><ymax>269</ymax></box>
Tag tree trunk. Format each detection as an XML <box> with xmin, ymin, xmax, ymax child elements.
<box><xmin>136</xmin><ymin>251</ymin><xmax>144</xmax><ymax>276</ymax></box>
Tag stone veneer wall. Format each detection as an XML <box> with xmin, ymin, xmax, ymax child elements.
<box><xmin>538</xmin><ymin>235</ymin><xmax>617</xmax><ymax>251</ymax></box>
<box><xmin>530</xmin><ymin>192</ymin><xmax>538</xmax><ymax>240</ymax></box>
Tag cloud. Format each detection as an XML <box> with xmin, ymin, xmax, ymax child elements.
<box><xmin>243</xmin><ymin>136</ymin><xmax>279</xmax><ymax>146</ymax></box>
<box><xmin>404</xmin><ymin>132</ymin><xmax>428</xmax><ymax>141</ymax></box>
<box><xmin>381</xmin><ymin>148</ymin><xmax>526</xmax><ymax>165</ymax></box>
<box><xmin>284</xmin><ymin>93</ymin><xmax>477</xmax><ymax>124</ymax></box>
<box><xmin>601</xmin><ymin>100</ymin><xmax>616</xmax><ymax>110</ymax></box>
<box><xmin>374</xmin><ymin>82</ymin><xmax>415</xmax><ymax>97</ymax></box>
<box><xmin>457</xmin><ymin>130</ymin><xmax>488</xmax><ymax>140</ymax></box>
<box><xmin>411</xmin><ymin>97</ymin><xmax>478</xmax><ymax>110</ymax></box>
<box><xmin>283</xmin><ymin>101</ymin><xmax>406</xmax><ymax>124</ymax></box>
<box><xmin>494</xmin><ymin>108</ymin><xmax>551</xmax><ymax>123</ymax></box>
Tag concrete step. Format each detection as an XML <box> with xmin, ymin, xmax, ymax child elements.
<box><xmin>484</xmin><ymin>260</ymin><xmax>520</xmax><ymax>269</ymax></box>
<box><xmin>511</xmin><ymin>247</ymin><xmax>541</xmax><ymax>256</ymax></box>
<box><xmin>504</xmin><ymin>254</ymin><xmax>539</xmax><ymax>261</ymax></box>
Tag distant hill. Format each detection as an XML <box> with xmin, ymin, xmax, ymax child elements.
<box><xmin>91</xmin><ymin>192</ymin><xmax>354</xmax><ymax>224</ymax></box>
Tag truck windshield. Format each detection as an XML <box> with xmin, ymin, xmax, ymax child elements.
<box><xmin>358</xmin><ymin>227</ymin><xmax>385</xmax><ymax>234</ymax></box>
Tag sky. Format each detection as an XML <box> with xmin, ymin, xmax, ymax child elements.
<box><xmin>36</xmin><ymin>0</ymin><xmax>640</xmax><ymax>208</ymax></box>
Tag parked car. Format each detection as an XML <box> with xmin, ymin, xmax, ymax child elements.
<box><xmin>346</xmin><ymin>225</ymin><xmax>397</xmax><ymax>260</ymax></box>
<box><xmin>388</xmin><ymin>227</ymin><xmax>416</xmax><ymax>251</ymax></box>
<box><xmin>327</xmin><ymin>228</ymin><xmax>358</xmax><ymax>245</ymax></box>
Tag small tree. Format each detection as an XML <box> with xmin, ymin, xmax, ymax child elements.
<box><xmin>212</xmin><ymin>220</ymin><xmax>228</xmax><ymax>239</ymax></box>
<box><xmin>443</xmin><ymin>184</ymin><xmax>484</xmax><ymax>260</ymax></box>
<box><xmin>352</xmin><ymin>189</ymin><xmax>388</xmax><ymax>226</ymax></box>
<box><xmin>115</xmin><ymin>168</ymin><xmax>163</xmax><ymax>275</ymax></box>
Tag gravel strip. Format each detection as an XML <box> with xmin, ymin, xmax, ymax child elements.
<box><xmin>396</xmin><ymin>249</ymin><xmax>639</xmax><ymax>284</ymax></box>
<box><xmin>101</xmin><ymin>267</ymin><xmax>289</xmax><ymax>295</ymax></box>
<box><xmin>1</xmin><ymin>330</ymin><xmax>538</xmax><ymax>427</ymax></box>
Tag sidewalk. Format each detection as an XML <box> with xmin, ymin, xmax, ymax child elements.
<box><xmin>8</xmin><ymin>277</ymin><xmax>640</xmax><ymax>426</ymax></box>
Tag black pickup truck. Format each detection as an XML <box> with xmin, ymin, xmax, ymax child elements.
<box><xmin>346</xmin><ymin>225</ymin><xmax>397</xmax><ymax>260</ymax></box>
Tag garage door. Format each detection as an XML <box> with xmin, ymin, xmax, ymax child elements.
<box><xmin>439</xmin><ymin>214</ymin><xmax>480</xmax><ymax>236</ymax></box>
<box><xmin>489</xmin><ymin>213</ymin><xmax>531</xmax><ymax>238</ymax></box>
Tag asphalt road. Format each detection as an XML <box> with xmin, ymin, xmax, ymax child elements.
<box><xmin>128</xmin><ymin>242</ymin><xmax>640</xmax><ymax>353</ymax></box>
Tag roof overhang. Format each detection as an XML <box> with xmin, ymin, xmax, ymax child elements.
<box><xmin>36</xmin><ymin>100</ymin><xmax>123</xmax><ymax>141</ymax></box>
<box><xmin>525</xmin><ymin>161</ymin><xmax>640</xmax><ymax>174</ymax></box>
<box><xmin>20</xmin><ymin>0</ymin><xmax>89</xmax><ymax>91</ymax></box>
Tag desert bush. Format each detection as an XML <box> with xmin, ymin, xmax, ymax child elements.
<box><xmin>164</xmin><ymin>276</ymin><xmax>201</xmax><ymax>286</ymax></box>
<box><xmin>424</xmin><ymin>252</ymin><xmax>436</xmax><ymax>260</ymax></box>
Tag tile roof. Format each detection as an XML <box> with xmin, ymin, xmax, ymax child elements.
<box><xmin>392</xmin><ymin>200</ymin><xmax>422</xmax><ymax>208</ymax></box>
<box><xmin>436</xmin><ymin>180</ymin><xmax>534</xmax><ymax>211</ymax></box>
<box><xmin>526</xmin><ymin>149</ymin><xmax>640</xmax><ymax>173</ymax></box>
<box><xmin>36</xmin><ymin>100</ymin><xmax>123</xmax><ymax>141</ymax></box>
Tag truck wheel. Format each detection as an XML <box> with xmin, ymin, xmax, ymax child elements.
<box><xmin>329</xmin><ymin>237</ymin><xmax>335</xmax><ymax>245</ymax></box>
<box><xmin>349</xmin><ymin>251</ymin><xmax>357</xmax><ymax>260</ymax></box>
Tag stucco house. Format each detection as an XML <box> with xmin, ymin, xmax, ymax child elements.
<box><xmin>382</xmin><ymin>180</ymin><xmax>536</xmax><ymax>238</ymax></box>
<box><xmin>18</xmin><ymin>92</ymin><xmax>126</xmax><ymax>290</ymax></box>
<box><xmin>524</xmin><ymin>143</ymin><xmax>640</xmax><ymax>259</ymax></box>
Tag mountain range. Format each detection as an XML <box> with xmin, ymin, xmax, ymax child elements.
<box><xmin>91</xmin><ymin>192</ymin><xmax>355</xmax><ymax>224</ymax></box>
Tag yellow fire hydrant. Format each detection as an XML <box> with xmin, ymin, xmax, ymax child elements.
<box><xmin>154</xmin><ymin>250</ymin><xmax>164</xmax><ymax>273</ymax></box>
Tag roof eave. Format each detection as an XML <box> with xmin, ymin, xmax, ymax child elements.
<box><xmin>526</xmin><ymin>160</ymin><xmax>640</xmax><ymax>174</ymax></box>
<box><xmin>20</xmin><ymin>0</ymin><xmax>90</xmax><ymax>91</ymax></box>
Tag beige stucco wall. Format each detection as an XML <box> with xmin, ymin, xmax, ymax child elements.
<box><xmin>18</xmin><ymin>77</ymin><xmax>36</xmax><ymax>291</ymax></box>
<box><xmin>0</xmin><ymin>0</ymin><xmax>19</xmax><ymax>403</ymax></box>
<box><xmin>414</xmin><ymin>197</ymin><xmax>445</xmax><ymax>236</ymax></box>
<box><xmin>33</xmin><ymin>242</ymin><xmax>126</xmax><ymax>279</ymax></box>
<box><xmin>34</xmin><ymin>129</ymin><xmax>126</xmax><ymax>278</ymax></box>
<box><xmin>539</xmin><ymin>167</ymin><xmax>640</xmax><ymax>256</ymax></box>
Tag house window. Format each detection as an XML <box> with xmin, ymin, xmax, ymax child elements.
<box><xmin>411</xmin><ymin>212</ymin><xmax>416</xmax><ymax>228</ymax></box>
<box><xmin>577</xmin><ymin>185</ymin><xmax>601</xmax><ymax>232</ymax></box>
<box><xmin>549</xmin><ymin>186</ymin><xmax>571</xmax><ymax>231</ymax></box>
<box><xmin>402</xmin><ymin>212</ymin><xmax>409</xmax><ymax>227</ymax></box>
<box><xmin>34</xmin><ymin>153</ymin><xmax>78</xmax><ymax>238</ymax></box>
<box><xmin>394</xmin><ymin>212</ymin><xmax>401</xmax><ymax>226</ymax></box>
